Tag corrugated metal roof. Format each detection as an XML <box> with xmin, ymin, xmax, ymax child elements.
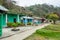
<box><xmin>0</xmin><ymin>5</ymin><xmax>8</xmax><ymax>11</ymax></box>
<box><xmin>21</xmin><ymin>16</ymin><xmax>34</xmax><ymax>19</ymax></box>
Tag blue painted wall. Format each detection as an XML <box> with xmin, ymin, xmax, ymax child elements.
<box><xmin>23</xmin><ymin>18</ymin><xmax>33</xmax><ymax>24</ymax></box>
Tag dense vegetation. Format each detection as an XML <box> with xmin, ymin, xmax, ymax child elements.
<box><xmin>46</xmin><ymin>13</ymin><xmax>59</xmax><ymax>24</ymax></box>
<box><xmin>0</xmin><ymin>0</ymin><xmax>33</xmax><ymax>16</ymax></box>
<box><xmin>0</xmin><ymin>0</ymin><xmax>60</xmax><ymax>17</ymax></box>
<box><xmin>24</xmin><ymin>23</ymin><xmax>60</xmax><ymax>40</ymax></box>
<box><xmin>26</xmin><ymin>4</ymin><xmax>60</xmax><ymax>17</ymax></box>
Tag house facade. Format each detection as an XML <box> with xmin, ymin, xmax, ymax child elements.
<box><xmin>21</xmin><ymin>16</ymin><xmax>34</xmax><ymax>25</ymax></box>
<box><xmin>0</xmin><ymin>5</ymin><xmax>35</xmax><ymax>28</ymax></box>
<box><xmin>0</xmin><ymin>5</ymin><xmax>22</xmax><ymax>27</ymax></box>
<box><xmin>0</xmin><ymin>5</ymin><xmax>42</xmax><ymax>36</ymax></box>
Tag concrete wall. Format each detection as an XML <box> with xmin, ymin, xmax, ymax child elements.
<box><xmin>2</xmin><ymin>14</ymin><xmax>21</xmax><ymax>27</ymax></box>
<box><xmin>2</xmin><ymin>14</ymin><xmax>6</xmax><ymax>27</ymax></box>
<box><xmin>0</xmin><ymin>14</ymin><xmax>3</xmax><ymax>36</ymax></box>
<box><xmin>7</xmin><ymin>14</ymin><xmax>18</xmax><ymax>23</ymax></box>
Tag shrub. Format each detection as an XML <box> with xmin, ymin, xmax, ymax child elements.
<box><xmin>12</xmin><ymin>23</ymin><xmax>18</xmax><ymax>27</ymax></box>
<box><xmin>7</xmin><ymin>22</ymin><xmax>25</xmax><ymax>27</ymax></box>
<box><xmin>18</xmin><ymin>23</ymin><xmax>21</xmax><ymax>26</ymax></box>
<box><xmin>7</xmin><ymin>22</ymin><xmax>18</xmax><ymax>27</ymax></box>
<box><xmin>27</xmin><ymin>22</ymin><xmax>32</xmax><ymax>25</ymax></box>
<box><xmin>16</xmin><ymin>22</ymin><xmax>25</xmax><ymax>26</ymax></box>
<box><xmin>15</xmin><ymin>22</ymin><xmax>21</xmax><ymax>26</ymax></box>
<box><xmin>46</xmin><ymin>13</ymin><xmax>59</xmax><ymax>24</ymax></box>
<box><xmin>7</xmin><ymin>22</ymin><xmax>13</xmax><ymax>27</ymax></box>
<box><xmin>20</xmin><ymin>23</ymin><xmax>25</xmax><ymax>26</ymax></box>
<box><xmin>11</xmin><ymin>23</ymin><xmax>20</xmax><ymax>31</ymax></box>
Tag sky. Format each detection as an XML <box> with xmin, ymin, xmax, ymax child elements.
<box><xmin>14</xmin><ymin>0</ymin><xmax>60</xmax><ymax>7</ymax></box>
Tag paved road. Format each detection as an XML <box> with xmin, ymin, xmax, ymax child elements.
<box><xmin>0</xmin><ymin>27</ymin><xmax>34</xmax><ymax>38</ymax></box>
<box><xmin>0</xmin><ymin>23</ymin><xmax>50</xmax><ymax>40</ymax></box>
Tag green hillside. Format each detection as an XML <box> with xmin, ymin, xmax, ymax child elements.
<box><xmin>0</xmin><ymin>0</ymin><xmax>33</xmax><ymax>16</ymax></box>
<box><xmin>25</xmin><ymin>4</ymin><xmax>60</xmax><ymax>17</ymax></box>
<box><xmin>0</xmin><ymin>0</ymin><xmax>60</xmax><ymax>17</ymax></box>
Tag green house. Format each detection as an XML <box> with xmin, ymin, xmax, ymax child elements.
<box><xmin>0</xmin><ymin>14</ymin><xmax>3</xmax><ymax>36</ymax></box>
<box><xmin>0</xmin><ymin>5</ymin><xmax>42</xmax><ymax>28</ymax></box>
<box><xmin>0</xmin><ymin>5</ymin><xmax>27</xmax><ymax>36</ymax></box>
<box><xmin>0</xmin><ymin>5</ymin><xmax>21</xmax><ymax>36</ymax></box>
<box><xmin>0</xmin><ymin>5</ymin><xmax>26</xmax><ymax>28</ymax></box>
<box><xmin>0</xmin><ymin>5</ymin><xmax>8</xmax><ymax>36</ymax></box>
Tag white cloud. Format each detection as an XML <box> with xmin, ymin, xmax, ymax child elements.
<box><xmin>16</xmin><ymin>0</ymin><xmax>60</xmax><ymax>7</ymax></box>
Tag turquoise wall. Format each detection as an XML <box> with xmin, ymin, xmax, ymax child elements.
<box><xmin>0</xmin><ymin>14</ymin><xmax>27</xmax><ymax>27</ymax></box>
<box><xmin>0</xmin><ymin>14</ymin><xmax>3</xmax><ymax>36</ymax></box>
<box><xmin>0</xmin><ymin>13</ymin><xmax>23</xmax><ymax>27</ymax></box>
<box><xmin>2</xmin><ymin>14</ymin><xmax>6</xmax><ymax>27</ymax></box>
<box><xmin>7</xmin><ymin>14</ymin><xmax>18</xmax><ymax>23</ymax></box>
<box><xmin>19</xmin><ymin>15</ymin><xmax>23</xmax><ymax>23</ymax></box>
<box><xmin>0</xmin><ymin>14</ymin><xmax>7</xmax><ymax>27</ymax></box>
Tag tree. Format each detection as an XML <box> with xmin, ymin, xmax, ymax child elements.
<box><xmin>0</xmin><ymin>0</ymin><xmax>4</xmax><ymax>5</ymax></box>
<box><xmin>46</xmin><ymin>13</ymin><xmax>59</xmax><ymax>24</ymax></box>
<box><xmin>25</xmin><ymin>4</ymin><xmax>60</xmax><ymax>17</ymax></box>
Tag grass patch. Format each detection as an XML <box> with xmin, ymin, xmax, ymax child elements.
<box><xmin>24</xmin><ymin>33</ymin><xmax>45</xmax><ymax>40</ymax></box>
<box><xmin>44</xmin><ymin>24</ymin><xmax>60</xmax><ymax>31</ymax></box>
<box><xmin>36</xmin><ymin>29</ymin><xmax>60</xmax><ymax>38</ymax></box>
<box><xmin>24</xmin><ymin>23</ymin><xmax>60</xmax><ymax>40</ymax></box>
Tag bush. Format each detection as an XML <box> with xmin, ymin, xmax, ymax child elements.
<box><xmin>7</xmin><ymin>22</ymin><xmax>18</xmax><ymax>27</ymax></box>
<box><xmin>16</xmin><ymin>22</ymin><xmax>25</xmax><ymax>26</ymax></box>
<box><xmin>20</xmin><ymin>22</ymin><xmax>25</xmax><ymax>26</ymax></box>
<box><xmin>15</xmin><ymin>22</ymin><xmax>21</xmax><ymax>26</ymax></box>
<box><xmin>18</xmin><ymin>23</ymin><xmax>21</xmax><ymax>26</ymax></box>
<box><xmin>7</xmin><ymin>22</ymin><xmax>25</xmax><ymax>28</ymax></box>
<box><xmin>11</xmin><ymin>23</ymin><xmax>20</xmax><ymax>31</ymax></box>
<box><xmin>7</xmin><ymin>22</ymin><xmax>13</xmax><ymax>27</ymax></box>
<box><xmin>12</xmin><ymin>23</ymin><xmax>18</xmax><ymax>27</ymax></box>
<box><xmin>46</xmin><ymin>13</ymin><xmax>59</xmax><ymax>24</ymax></box>
<box><xmin>27</xmin><ymin>22</ymin><xmax>32</xmax><ymax>25</ymax></box>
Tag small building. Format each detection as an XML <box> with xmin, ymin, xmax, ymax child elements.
<box><xmin>0</xmin><ymin>5</ymin><xmax>8</xmax><ymax>27</ymax></box>
<box><xmin>0</xmin><ymin>5</ymin><xmax>42</xmax><ymax>28</ymax></box>
<box><xmin>0</xmin><ymin>5</ymin><xmax>9</xmax><ymax>36</ymax></box>
<box><xmin>21</xmin><ymin>16</ymin><xmax>34</xmax><ymax>26</ymax></box>
<box><xmin>0</xmin><ymin>5</ymin><xmax>26</xmax><ymax>27</ymax></box>
<box><xmin>33</xmin><ymin>17</ymin><xmax>42</xmax><ymax>25</ymax></box>
<box><xmin>0</xmin><ymin>5</ymin><xmax>35</xmax><ymax>28</ymax></box>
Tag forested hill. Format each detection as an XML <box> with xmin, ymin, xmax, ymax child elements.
<box><xmin>25</xmin><ymin>4</ymin><xmax>60</xmax><ymax>17</ymax></box>
<box><xmin>0</xmin><ymin>0</ymin><xmax>60</xmax><ymax>17</ymax></box>
<box><xmin>0</xmin><ymin>0</ymin><xmax>32</xmax><ymax>15</ymax></box>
